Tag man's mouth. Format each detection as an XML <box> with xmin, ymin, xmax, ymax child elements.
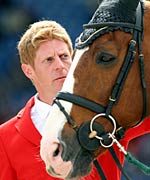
<box><xmin>54</xmin><ymin>76</ymin><xmax>66</xmax><ymax>81</ymax></box>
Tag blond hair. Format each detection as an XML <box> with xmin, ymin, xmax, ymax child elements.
<box><xmin>18</xmin><ymin>20</ymin><xmax>73</xmax><ymax>67</ymax></box>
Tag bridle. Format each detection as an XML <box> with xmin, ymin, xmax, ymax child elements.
<box><xmin>54</xmin><ymin>0</ymin><xmax>146</xmax><ymax>149</ymax></box>
<box><xmin>53</xmin><ymin>1</ymin><xmax>147</xmax><ymax>179</ymax></box>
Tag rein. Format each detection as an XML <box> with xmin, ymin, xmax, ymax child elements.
<box><xmin>53</xmin><ymin>1</ymin><xmax>149</xmax><ymax>179</ymax></box>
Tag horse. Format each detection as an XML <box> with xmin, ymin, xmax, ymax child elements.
<box><xmin>40</xmin><ymin>0</ymin><xmax>150</xmax><ymax>179</ymax></box>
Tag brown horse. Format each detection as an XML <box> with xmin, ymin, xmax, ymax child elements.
<box><xmin>40</xmin><ymin>0</ymin><xmax>150</xmax><ymax>179</ymax></box>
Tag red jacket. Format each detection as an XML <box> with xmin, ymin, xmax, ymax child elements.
<box><xmin>0</xmin><ymin>97</ymin><xmax>149</xmax><ymax>180</ymax></box>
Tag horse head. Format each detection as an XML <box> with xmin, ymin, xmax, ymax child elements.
<box><xmin>40</xmin><ymin>0</ymin><xmax>150</xmax><ymax>179</ymax></box>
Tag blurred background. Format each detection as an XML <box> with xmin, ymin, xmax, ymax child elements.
<box><xmin>0</xmin><ymin>0</ymin><xmax>149</xmax><ymax>179</ymax></box>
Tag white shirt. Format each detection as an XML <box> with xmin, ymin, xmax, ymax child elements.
<box><xmin>31</xmin><ymin>94</ymin><xmax>52</xmax><ymax>135</ymax></box>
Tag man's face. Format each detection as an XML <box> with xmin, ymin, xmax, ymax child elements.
<box><xmin>23</xmin><ymin>39</ymin><xmax>72</xmax><ymax>102</ymax></box>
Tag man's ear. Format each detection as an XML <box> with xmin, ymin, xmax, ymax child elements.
<box><xmin>21</xmin><ymin>64</ymin><xmax>34</xmax><ymax>79</ymax></box>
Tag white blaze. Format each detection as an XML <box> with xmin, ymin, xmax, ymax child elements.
<box><xmin>40</xmin><ymin>47</ymin><xmax>89</xmax><ymax>168</ymax></box>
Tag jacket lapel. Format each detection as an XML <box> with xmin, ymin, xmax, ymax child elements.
<box><xmin>15</xmin><ymin>97</ymin><xmax>42</xmax><ymax>146</ymax></box>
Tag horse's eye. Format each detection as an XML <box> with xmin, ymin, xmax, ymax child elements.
<box><xmin>96</xmin><ymin>51</ymin><xmax>116</xmax><ymax>64</ymax></box>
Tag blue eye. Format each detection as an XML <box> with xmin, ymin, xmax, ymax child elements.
<box><xmin>60</xmin><ymin>54</ymin><xmax>70</xmax><ymax>61</ymax></box>
<box><xmin>46</xmin><ymin>57</ymin><xmax>53</xmax><ymax>62</ymax></box>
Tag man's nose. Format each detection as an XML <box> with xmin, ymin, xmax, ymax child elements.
<box><xmin>54</xmin><ymin>57</ymin><xmax>65</xmax><ymax>70</ymax></box>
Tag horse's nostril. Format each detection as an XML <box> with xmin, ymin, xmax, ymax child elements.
<box><xmin>53</xmin><ymin>144</ymin><xmax>60</xmax><ymax>157</ymax></box>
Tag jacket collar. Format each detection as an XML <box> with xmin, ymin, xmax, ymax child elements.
<box><xmin>15</xmin><ymin>97</ymin><xmax>41</xmax><ymax>146</ymax></box>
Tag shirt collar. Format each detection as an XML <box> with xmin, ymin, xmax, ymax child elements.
<box><xmin>34</xmin><ymin>93</ymin><xmax>52</xmax><ymax>120</ymax></box>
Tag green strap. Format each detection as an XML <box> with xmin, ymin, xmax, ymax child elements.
<box><xmin>125</xmin><ymin>152</ymin><xmax>150</xmax><ymax>175</ymax></box>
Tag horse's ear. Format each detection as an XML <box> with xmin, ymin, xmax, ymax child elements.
<box><xmin>97</xmin><ymin>0</ymin><xmax>103</xmax><ymax>5</ymax></box>
<box><xmin>120</xmin><ymin>0</ymin><xmax>140</xmax><ymax>12</ymax></box>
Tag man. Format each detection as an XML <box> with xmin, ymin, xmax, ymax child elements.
<box><xmin>0</xmin><ymin>20</ymin><xmax>72</xmax><ymax>180</ymax></box>
<box><xmin>0</xmin><ymin>20</ymin><xmax>149</xmax><ymax>180</ymax></box>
